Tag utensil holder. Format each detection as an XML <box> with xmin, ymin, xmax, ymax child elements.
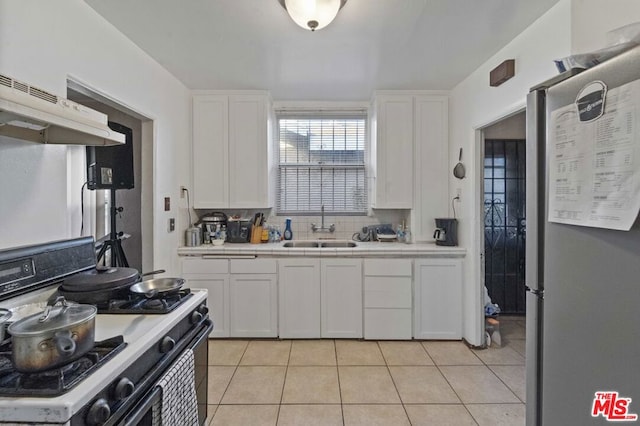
<box><xmin>250</xmin><ymin>226</ymin><xmax>263</xmax><ymax>244</ymax></box>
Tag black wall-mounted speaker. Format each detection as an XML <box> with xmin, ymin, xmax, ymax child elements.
<box><xmin>86</xmin><ymin>122</ymin><xmax>134</xmax><ymax>190</ymax></box>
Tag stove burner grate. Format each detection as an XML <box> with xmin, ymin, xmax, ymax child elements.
<box><xmin>102</xmin><ymin>288</ymin><xmax>193</xmax><ymax>314</ymax></box>
<box><xmin>0</xmin><ymin>336</ymin><xmax>126</xmax><ymax>396</ymax></box>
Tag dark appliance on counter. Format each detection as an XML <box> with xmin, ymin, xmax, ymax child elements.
<box><xmin>196</xmin><ymin>212</ymin><xmax>227</xmax><ymax>244</ymax></box>
<box><xmin>226</xmin><ymin>218</ymin><xmax>252</xmax><ymax>243</ymax></box>
<box><xmin>434</xmin><ymin>218</ymin><xmax>458</xmax><ymax>246</ymax></box>
<box><xmin>0</xmin><ymin>237</ymin><xmax>212</xmax><ymax>425</ymax></box>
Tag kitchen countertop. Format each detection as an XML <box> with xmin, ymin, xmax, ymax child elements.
<box><xmin>178</xmin><ymin>241</ymin><xmax>465</xmax><ymax>258</ymax></box>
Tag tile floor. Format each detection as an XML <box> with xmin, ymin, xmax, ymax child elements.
<box><xmin>204</xmin><ymin>316</ymin><xmax>526</xmax><ymax>425</ymax></box>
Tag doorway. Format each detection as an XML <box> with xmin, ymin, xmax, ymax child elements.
<box><xmin>482</xmin><ymin>112</ymin><xmax>526</xmax><ymax>314</ymax></box>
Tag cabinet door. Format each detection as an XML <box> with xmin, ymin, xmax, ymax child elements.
<box><xmin>321</xmin><ymin>259</ymin><xmax>362</xmax><ymax>338</ymax></box>
<box><xmin>278</xmin><ymin>258</ymin><xmax>321</xmax><ymax>338</ymax></box>
<box><xmin>414</xmin><ymin>258</ymin><xmax>462</xmax><ymax>339</ymax></box>
<box><xmin>184</xmin><ymin>275</ymin><xmax>230</xmax><ymax>338</ymax></box>
<box><xmin>230</xmin><ymin>274</ymin><xmax>277</xmax><ymax>337</ymax></box>
<box><xmin>412</xmin><ymin>95</ymin><xmax>449</xmax><ymax>242</ymax></box>
<box><xmin>373</xmin><ymin>95</ymin><xmax>414</xmax><ymax>208</ymax></box>
<box><xmin>228</xmin><ymin>95</ymin><xmax>271</xmax><ymax>208</ymax></box>
<box><xmin>192</xmin><ymin>95</ymin><xmax>229</xmax><ymax>208</ymax></box>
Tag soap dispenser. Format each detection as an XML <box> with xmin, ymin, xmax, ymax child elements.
<box><xmin>283</xmin><ymin>218</ymin><xmax>293</xmax><ymax>240</ymax></box>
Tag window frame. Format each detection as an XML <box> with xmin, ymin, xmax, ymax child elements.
<box><xmin>275</xmin><ymin>107</ymin><xmax>369</xmax><ymax>216</ymax></box>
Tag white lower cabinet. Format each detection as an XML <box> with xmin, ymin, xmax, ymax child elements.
<box><xmin>181</xmin><ymin>258</ymin><xmax>230</xmax><ymax>338</ymax></box>
<box><xmin>414</xmin><ymin>258</ymin><xmax>463</xmax><ymax>339</ymax></box>
<box><xmin>229</xmin><ymin>259</ymin><xmax>278</xmax><ymax>337</ymax></box>
<box><xmin>278</xmin><ymin>258</ymin><xmax>321</xmax><ymax>338</ymax></box>
<box><xmin>321</xmin><ymin>259</ymin><xmax>363</xmax><ymax>338</ymax></box>
<box><xmin>363</xmin><ymin>259</ymin><xmax>413</xmax><ymax>340</ymax></box>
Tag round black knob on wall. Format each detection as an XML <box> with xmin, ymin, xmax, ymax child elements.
<box><xmin>159</xmin><ymin>336</ymin><xmax>175</xmax><ymax>353</ymax></box>
<box><xmin>86</xmin><ymin>398</ymin><xmax>110</xmax><ymax>425</ymax></box>
<box><xmin>113</xmin><ymin>377</ymin><xmax>135</xmax><ymax>400</ymax></box>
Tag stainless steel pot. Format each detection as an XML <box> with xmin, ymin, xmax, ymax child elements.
<box><xmin>8</xmin><ymin>296</ymin><xmax>96</xmax><ymax>373</ymax></box>
<box><xmin>129</xmin><ymin>277</ymin><xmax>185</xmax><ymax>298</ymax></box>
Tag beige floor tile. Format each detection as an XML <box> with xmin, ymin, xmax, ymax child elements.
<box><xmin>339</xmin><ymin>366</ymin><xmax>400</xmax><ymax>403</ymax></box>
<box><xmin>422</xmin><ymin>341</ymin><xmax>483</xmax><ymax>365</ymax></box>
<box><xmin>240</xmin><ymin>340</ymin><xmax>291</xmax><ymax>366</ymax></box>
<box><xmin>501</xmin><ymin>321</ymin><xmax>526</xmax><ymax>340</ymax></box>
<box><xmin>281</xmin><ymin>366</ymin><xmax>340</xmax><ymax>404</ymax></box>
<box><xmin>490</xmin><ymin>365</ymin><xmax>526</xmax><ymax>402</ymax></box>
<box><xmin>204</xmin><ymin>404</ymin><xmax>217</xmax><ymax>426</ymax></box>
<box><xmin>336</xmin><ymin>340</ymin><xmax>385</xmax><ymax>365</ymax></box>
<box><xmin>473</xmin><ymin>346</ymin><xmax>525</xmax><ymax>365</ymax></box>
<box><xmin>211</xmin><ymin>404</ymin><xmax>279</xmax><ymax>426</ymax></box>
<box><xmin>289</xmin><ymin>340</ymin><xmax>336</xmax><ymax>365</ymax></box>
<box><xmin>508</xmin><ymin>339</ymin><xmax>527</xmax><ymax>357</ymax></box>
<box><xmin>439</xmin><ymin>366</ymin><xmax>520</xmax><ymax>404</ymax></box>
<box><xmin>404</xmin><ymin>404</ymin><xmax>476</xmax><ymax>426</ymax></box>
<box><xmin>343</xmin><ymin>404</ymin><xmax>410</xmax><ymax>426</ymax></box>
<box><xmin>277</xmin><ymin>404</ymin><xmax>343</xmax><ymax>426</ymax></box>
<box><xmin>208</xmin><ymin>340</ymin><xmax>248</xmax><ymax>365</ymax></box>
<box><xmin>389</xmin><ymin>366</ymin><xmax>460</xmax><ymax>403</ymax></box>
<box><xmin>466</xmin><ymin>403</ymin><xmax>526</xmax><ymax>426</ymax></box>
<box><xmin>207</xmin><ymin>366</ymin><xmax>236</xmax><ymax>404</ymax></box>
<box><xmin>378</xmin><ymin>341</ymin><xmax>434</xmax><ymax>365</ymax></box>
<box><xmin>221</xmin><ymin>366</ymin><xmax>286</xmax><ymax>404</ymax></box>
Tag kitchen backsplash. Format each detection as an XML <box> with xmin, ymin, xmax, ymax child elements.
<box><xmin>194</xmin><ymin>209</ymin><xmax>409</xmax><ymax>241</ymax></box>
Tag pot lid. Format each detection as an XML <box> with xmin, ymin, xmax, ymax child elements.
<box><xmin>8</xmin><ymin>302</ymin><xmax>96</xmax><ymax>336</ymax></box>
<box><xmin>61</xmin><ymin>266</ymin><xmax>140</xmax><ymax>291</ymax></box>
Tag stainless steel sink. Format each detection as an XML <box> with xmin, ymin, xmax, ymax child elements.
<box><xmin>281</xmin><ymin>240</ymin><xmax>357</xmax><ymax>248</ymax></box>
<box><xmin>282</xmin><ymin>241</ymin><xmax>320</xmax><ymax>248</ymax></box>
<box><xmin>320</xmin><ymin>241</ymin><xmax>357</xmax><ymax>248</ymax></box>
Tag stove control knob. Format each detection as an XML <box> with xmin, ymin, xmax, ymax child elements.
<box><xmin>198</xmin><ymin>304</ymin><xmax>209</xmax><ymax>315</ymax></box>
<box><xmin>113</xmin><ymin>377</ymin><xmax>135</xmax><ymax>400</ymax></box>
<box><xmin>191</xmin><ymin>310</ymin><xmax>203</xmax><ymax>324</ymax></box>
<box><xmin>87</xmin><ymin>398</ymin><xmax>110</xmax><ymax>425</ymax></box>
<box><xmin>160</xmin><ymin>336</ymin><xmax>175</xmax><ymax>353</ymax></box>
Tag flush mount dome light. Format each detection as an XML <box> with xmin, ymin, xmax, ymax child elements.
<box><xmin>278</xmin><ymin>0</ymin><xmax>347</xmax><ymax>31</ymax></box>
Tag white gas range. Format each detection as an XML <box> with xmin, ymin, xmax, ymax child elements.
<box><xmin>0</xmin><ymin>238</ymin><xmax>211</xmax><ymax>425</ymax></box>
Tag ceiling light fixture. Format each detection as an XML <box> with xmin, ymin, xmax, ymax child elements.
<box><xmin>278</xmin><ymin>0</ymin><xmax>347</xmax><ymax>31</ymax></box>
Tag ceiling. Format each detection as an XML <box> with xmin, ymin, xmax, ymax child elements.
<box><xmin>85</xmin><ymin>0</ymin><xmax>561</xmax><ymax>100</ymax></box>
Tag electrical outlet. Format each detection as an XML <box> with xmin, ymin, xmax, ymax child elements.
<box><xmin>180</xmin><ymin>186</ymin><xmax>187</xmax><ymax>199</ymax></box>
<box><xmin>168</xmin><ymin>218</ymin><xmax>175</xmax><ymax>232</ymax></box>
<box><xmin>456</xmin><ymin>188</ymin><xmax>462</xmax><ymax>199</ymax></box>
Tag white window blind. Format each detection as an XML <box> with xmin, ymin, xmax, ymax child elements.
<box><xmin>277</xmin><ymin>112</ymin><xmax>367</xmax><ymax>215</ymax></box>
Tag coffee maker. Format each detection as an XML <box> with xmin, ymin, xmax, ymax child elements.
<box><xmin>434</xmin><ymin>218</ymin><xmax>458</xmax><ymax>246</ymax></box>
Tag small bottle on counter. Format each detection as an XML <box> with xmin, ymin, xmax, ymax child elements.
<box><xmin>283</xmin><ymin>218</ymin><xmax>293</xmax><ymax>240</ymax></box>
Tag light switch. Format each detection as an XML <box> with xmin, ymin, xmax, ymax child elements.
<box><xmin>164</xmin><ymin>197</ymin><xmax>170</xmax><ymax>211</ymax></box>
<box><xmin>168</xmin><ymin>218</ymin><xmax>175</xmax><ymax>232</ymax></box>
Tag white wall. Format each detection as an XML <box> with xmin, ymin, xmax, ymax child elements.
<box><xmin>449</xmin><ymin>0</ymin><xmax>640</xmax><ymax>346</ymax></box>
<box><xmin>0</xmin><ymin>0</ymin><xmax>191</xmax><ymax>275</ymax></box>
<box><xmin>449</xmin><ymin>0</ymin><xmax>573</xmax><ymax>345</ymax></box>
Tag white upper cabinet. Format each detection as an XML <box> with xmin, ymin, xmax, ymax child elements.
<box><xmin>370</xmin><ymin>95</ymin><xmax>414</xmax><ymax>208</ymax></box>
<box><xmin>192</xmin><ymin>91</ymin><xmax>273</xmax><ymax>209</ymax></box>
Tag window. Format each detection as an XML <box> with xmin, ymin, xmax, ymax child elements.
<box><xmin>277</xmin><ymin>112</ymin><xmax>367</xmax><ymax>215</ymax></box>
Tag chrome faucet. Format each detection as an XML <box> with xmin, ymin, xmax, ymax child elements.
<box><xmin>311</xmin><ymin>205</ymin><xmax>335</xmax><ymax>233</ymax></box>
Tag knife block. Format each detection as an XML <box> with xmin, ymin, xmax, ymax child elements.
<box><xmin>250</xmin><ymin>226</ymin><xmax>263</xmax><ymax>244</ymax></box>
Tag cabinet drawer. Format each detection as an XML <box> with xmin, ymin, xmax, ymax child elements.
<box><xmin>230</xmin><ymin>259</ymin><xmax>277</xmax><ymax>274</ymax></box>
<box><xmin>182</xmin><ymin>258</ymin><xmax>229</xmax><ymax>275</ymax></box>
<box><xmin>364</xmin><ymin>259</ymin><xmax>412</xmax><ymax>276</ymax></box>
<box><xmin>364</xmin><ymin>308</ymin><xmax>412</xmax><ymax>340</ymax></box>
<box><xmin>364</xmin><ymin>277</ymin><xmax>412</xmax><ymax>308</ymax></box>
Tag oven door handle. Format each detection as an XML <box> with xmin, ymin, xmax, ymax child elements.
<box><xmin>123</xmin><ymin>386</ymin><xmax>162</xmax><ymax>426</ymax></box>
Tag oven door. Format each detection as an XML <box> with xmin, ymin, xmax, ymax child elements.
<box><xmin>120</xmin><ymin>320</ymin><xmax>212</xmax><ymax>426</ymax></box>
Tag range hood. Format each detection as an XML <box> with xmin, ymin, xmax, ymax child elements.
<box><xmin>0</xmin><ymin>74</ymin><xmax>124</xmax><ymax>146</ymax></box>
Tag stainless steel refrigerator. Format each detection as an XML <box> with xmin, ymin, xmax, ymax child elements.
<box><xmin>526</xmin><ymin>45</ymin><xmax>640</xmax><ymax>425</ymax></box>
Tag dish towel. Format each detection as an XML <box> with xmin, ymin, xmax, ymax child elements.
<box><xmin>155</xmin><ymin>348</ymin><xmax>199</xmax><ymax>426</ymax></box>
